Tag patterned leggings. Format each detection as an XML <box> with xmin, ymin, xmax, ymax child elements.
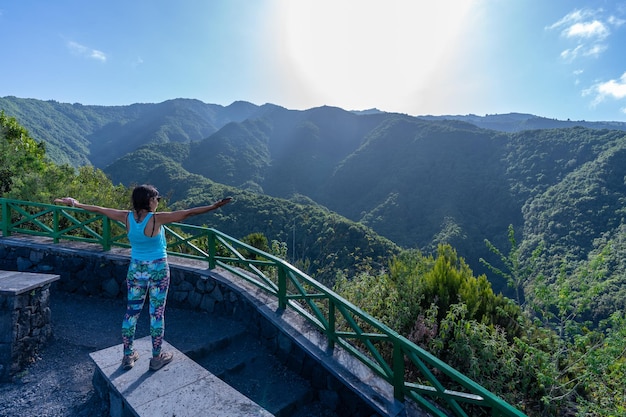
<box><xmin>122</xmin><ymin>258</ymin><xmax>170</xmax><ymax>357</ymax></box>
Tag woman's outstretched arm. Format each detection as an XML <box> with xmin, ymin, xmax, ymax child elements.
<box><xmin>155</xmin><ymin>197</ymin><xmax>232</xmax><ymax>225</ymax></box>
<box><xmin>54</xmin><ymin>197</ymin><xmax>129</xmax><ymax>223</ymax></box>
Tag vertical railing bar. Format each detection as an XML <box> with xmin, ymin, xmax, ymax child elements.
<box><xmin>278</xmin><ymin>266</ymin><xmax>287</xmax><ymax>309</ymax></box>
<box><xmin>393</xmin><ymin>342</ymin><xmax>405</xmax><ymax>401</ymax></box>
<box><xmin>328</xmin><ymin>300</ymin><xmax>336</xmax><ymax>349</ymax></box>
<box><xmin>102</xmin><ymin>216</ymin><xmax>111</xmax><ymax>251</ymax></box>
<box><xmin>208</xmin><ymin>232</ymin><xmax>216</xmax><ymax>269</ymax></box>
<box><xmin>53</xmin><ymin>207</ymin><xmax>59</xmax><ymax>243</ymax></box>
<box><xmin>1</xmin><ymin>199</ymin><xmax>9</xmax><ymax>236</ymax></box>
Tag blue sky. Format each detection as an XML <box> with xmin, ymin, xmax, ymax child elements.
<box><xmin>1</xmin><ymin>0</ymin><xmax>626</xmax><ymax>121</ymax></box>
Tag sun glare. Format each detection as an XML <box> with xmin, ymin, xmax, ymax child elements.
<box><xmin>272</xmin><ymin>0</ymin><xmax>479</xmax><ymax>113</ymax></box>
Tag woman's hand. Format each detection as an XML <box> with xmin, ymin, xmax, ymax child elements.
<box><xmin>54</xmin><ymin>197</ymin><xmax>78</xmax><ymax>207</ymax></box>
<box><xmin>215</xmin><ymin>197</ymin><xmax>232</xmax><ymax>208</ymax></box>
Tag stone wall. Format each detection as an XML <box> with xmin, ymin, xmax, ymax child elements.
<box><xmin>0</xmin><ymin>238</ymin><xmax>241</xmax><ymax>316</ymax></box>
<box><xmin>0</xmin><ymin>281</ymin><xmax>54</xmax><ymax>381</ymax></box>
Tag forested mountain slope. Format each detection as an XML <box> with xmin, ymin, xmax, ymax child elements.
<box><xmin>3</xmin><ymin>96</ymin><xmax>626</xmax><ymax>303</ymax></box>
<box><xmin>0</xmin><ymin>96</ymin><xmax>261</xmax><ymax>167</ymax></box>
<box><xmin>103</xmin><ymin>155</ymin><xmax>401</xmax><ymax>283</ymax></box>
<box><xmin>102</xmin><ymin>108</ymin><xmax>521</xmax><ymax>286</ymax></box>
<box><xmin>102</xmin><ymin>109</ymin><xmax>626</xmax><ymax>302</ymax></box>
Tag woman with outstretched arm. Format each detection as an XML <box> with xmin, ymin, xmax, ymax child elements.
<box><xmin>55</xmin><ymin>184</ymin><xmax>231</xmax><ymax>371</ymax></box>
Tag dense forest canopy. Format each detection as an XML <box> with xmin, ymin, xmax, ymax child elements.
<box><xmin>3</xmin><ymin>97</ymin><xmax>626</xmax><ymax>415</ymax></box>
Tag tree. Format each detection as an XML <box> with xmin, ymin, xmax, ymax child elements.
<box><xmin>481</xmin><ymin>224</ymin><xmax>543</xmax><ymax>305</ymax></box>
<box><xmin>0</xmin><ymin>111</ymin><xmax>46</xmax><ymax>196</ymax></box>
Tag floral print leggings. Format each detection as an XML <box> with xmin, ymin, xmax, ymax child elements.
<box><xmin>122</xmin><ymin>258</ymin><xmax>170</xmax><ymax>357</ymax></box>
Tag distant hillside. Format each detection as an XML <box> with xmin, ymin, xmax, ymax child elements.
<box><xmin>102</xmin><ymin>156</ymin><xmax>402</xmax><ymax>283</ymax></box>
<box><xmin>0</xmin><ymin>96</ymin><xmax>261</xmax><ymax>167</ymax></box>
<box><xmin>5</xmin><ymin>95</ymin><xmax>625</xmax><ymax>170</ymax></box>
<box><xmin>4</xmin><ymin>96</ymin><xmax>626</xmax><ymax>308</ymax></box>
<box><xmin>100</xmin><ymin>103</ymin><xmax>626</xmax><ymax>303</ymax></box>
<box><xmin>419</xmin><ymin>112</ymin><xmax>626</xmax><ymax>132</ymax></box>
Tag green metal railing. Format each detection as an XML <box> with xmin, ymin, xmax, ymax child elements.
<box><xmin>0</xmin><ymin>198</ymin><xmax>526</xmax><ymax>417</ymax></box>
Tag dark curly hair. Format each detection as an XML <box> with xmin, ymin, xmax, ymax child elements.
<box><xmin>131</xmin><ymin>184</ymin><xmax>159</xmax><ymax>212</ymax></box>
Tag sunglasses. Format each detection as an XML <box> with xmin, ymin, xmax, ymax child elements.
<box><xmin>153</xmin><ymin>196</ymin><xmax>162</xmax><ymax>202</ymax></box>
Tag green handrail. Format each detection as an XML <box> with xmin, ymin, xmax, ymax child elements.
<box><xmin>0</xmin><ymin>198</ymin><xmax>527</xmax><ymax>417</ymax></box>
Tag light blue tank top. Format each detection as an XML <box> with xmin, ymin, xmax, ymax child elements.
<box><xmin>127</xmin><ymin>212</ymin><xmax>167</xmax><ymax>261</ymax></box>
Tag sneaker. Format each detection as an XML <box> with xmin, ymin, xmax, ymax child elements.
<box><xmin>149</xmin><ymin>352</ymin><xmax>173</xmax><ymax>371</ymax></box>
<box><xmin>122</xmin><ymin>351</ymin><xmax>139</xmax><ymax>370</ymax></box>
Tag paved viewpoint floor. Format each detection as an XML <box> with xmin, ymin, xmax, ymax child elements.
<box><xmin>0</xmin><ymin>289</ymin><xmax>253</xmax><ymax>417</ymax></box>
<box><xmin>1</xmin><ymin>288</ymin><xmax>344</xmax><ymax>417</ymax></box>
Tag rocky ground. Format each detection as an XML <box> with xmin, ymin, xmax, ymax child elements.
<box><xmin>0</xmin><ymin>291</ymin><xmax>120</xmax><ymax>417</ymax></box>
<box><xmin>0</xmin><ymin>338</ymin><xmax>107</xmax><ymax>417</ymax></box>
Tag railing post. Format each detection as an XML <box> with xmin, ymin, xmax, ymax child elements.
<box><xmin>208</xmin><ymin>232</ymin><xmax>216</xmax><ymax>269</ymax></box>
<box><xmin>328</xmin><ymin>300</ymin><xmax>336</xmax><ymax>349</ymax></box>
<box><xmin>53</xmin><ymin>206</ymin><xmax>59</xmax><ymax>244</ymax></box>
<box><xmin>102</xmin><ymin>217</ymin><xmax>111</xmax><ymax>251</ymax></box>
<box><xmin>393</xmin><ymin>342</ymin><xmax>405</xmax><ymax>401</ymax></box>
<box><xmin>0</xmin><ymin>199</ymin><xmax>8</xmax><ymax>236</ymax></box>
<box><xmin>278</xmin><ymin>266</ymin><xmax>287</xmax><ymax>309</ymax></box>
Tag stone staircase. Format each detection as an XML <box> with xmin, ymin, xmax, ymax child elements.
<box><xmin>186</xmin><ymin>324</ymin><xmax>332</xmax><ymax>417</ymax></box>
<box><xmin>89</xmin><ymin>293</ymin><xmax>345</xmax><ymax>417</ymax></box>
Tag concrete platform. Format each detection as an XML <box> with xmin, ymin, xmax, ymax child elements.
<box><xmin>0</xmin><ymin>269</ymin><xmax>60</xmax><ymax>295</ymax></box>
<box><xmin>90</xmin><ymin>336</ymin><xmax>274</xmax><ymax>417</ymax></box>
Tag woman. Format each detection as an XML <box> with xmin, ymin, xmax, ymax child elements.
<box><xmin>55</xmin><ymin>185</ymin><xmax>232</xmax><ymax>371</ymax></box>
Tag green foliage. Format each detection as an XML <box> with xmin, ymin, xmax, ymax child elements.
<box><xmin>573</xmin><ymin>312</ymin><xmax>626</xmax><ymax>416</ymax></box>
<box><xmin>419</xmin><ymin>245</ymin><xmax>523</xmax><ymax>338</ymax></box>
<box><xmin>481</xmin><ymin>224</ymin><xmax>544</xmax><ymax>305</ymax></box>
<box><xmin>241</xmin><ymin>232</ymin><xmax>270</xmax><ymax>252</ymax></box>
<box><xmin>0</xmin><ymin>111</ymin><xmax>46</xmax><ymax>196</ymax></box>
<box><xmin>335</xmin><ymin>244</ymin><xmax>523</xmax><ymax>344</ymax></box>
<box><xmin>481</xmin><ymin>226</ymin><xmax>626</xmax><ymax>415</ymax></box>
<box><xmin>429</xmin><ymin>303</ymin><xmax>522</xmax><ymax>406</ymax></box>
<box><xmin>334</xmin><ymin>238</ymin><xmax>626</xmax><ymax>415</ymax></box>
<box><xmin>1</xmin><ymin>111</ymin><xmax>130</xmax><ymax>208</ymax></box>
<box><xmin>335</xmin><ymin>245</ymin><xmax>530</xmax><ymax>411</ymax></box>
<box><xmin>0</xmin><ymin>96</ymin><xmax>253</xmax><ymax>168</ymax></box>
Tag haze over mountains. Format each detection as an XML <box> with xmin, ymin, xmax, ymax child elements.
<box><xmin>2</xmin><ymin>95</ymin><xmax>626</xmax><ymax>311</ymax></box>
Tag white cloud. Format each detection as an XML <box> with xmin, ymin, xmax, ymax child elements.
<box><xmin>560</xmin><ymin>45</ymin><xmax>583</xmax><ymax>61</ymax></box>
<box><xmin>547</xmin><ymin>9</ymin><xmax>595</xmax><ymax>31</ymax></box>
<box><xmin>584</xmin><ymin>43</ymin><xmax>608</xmax><ymax>57</ymax></box>
<box><xmin>547</xmin><ymin>8</ymin><xmax>621</xmax><ymax>62</ymax></box>
<box><xmin>67</xmin><ymin>40</ymin><xmax>107</xmax><ymax>62</ymax></box>
<box><xmin>573</xmin><ymin>69</ymin><xmax>584</xmax><ymax>85</ymax></box>
<box><xmin>597</xmin><ymin>73</ymin><xmax>626</xmax><ymax>99</ymax></box>
<box><xmin>583</xmin><ymin>72</ymin><xmax>626</xmax><ymax>106</ymax></box>
<box><xmin>608</xmin><ymin>15</ymin><xmax>626</xmax><ymax>26</ymax></box>
<box><xmin>565</xmin><ymin>20</ymin><xmax>608</xmax><ymax>39</ymax></box>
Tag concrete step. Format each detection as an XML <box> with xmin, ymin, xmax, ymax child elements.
<box><xmin>56</xmin><ymin>291</ymin><xmax>340</xmax><ymax>416</ymax></box>
<box><xmin>191</xmin><ymin>330</ymin><xmax>335</xmax><ymax>417</ymax></box>
<box><xmin>90</xmin><ymin>336</ymin><xmax>274</xmax><ymax>417</ymax></box>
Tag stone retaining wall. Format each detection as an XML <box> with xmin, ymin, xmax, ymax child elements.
<box><xmin>0</xmin><ymin>238</ymin><xmax>243</xmax><ymax>316</ymax></box>
<box><xmin>0</xmin><ymin>276</ymin><xmax>56</xmax><ymax>381</ymax></box>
